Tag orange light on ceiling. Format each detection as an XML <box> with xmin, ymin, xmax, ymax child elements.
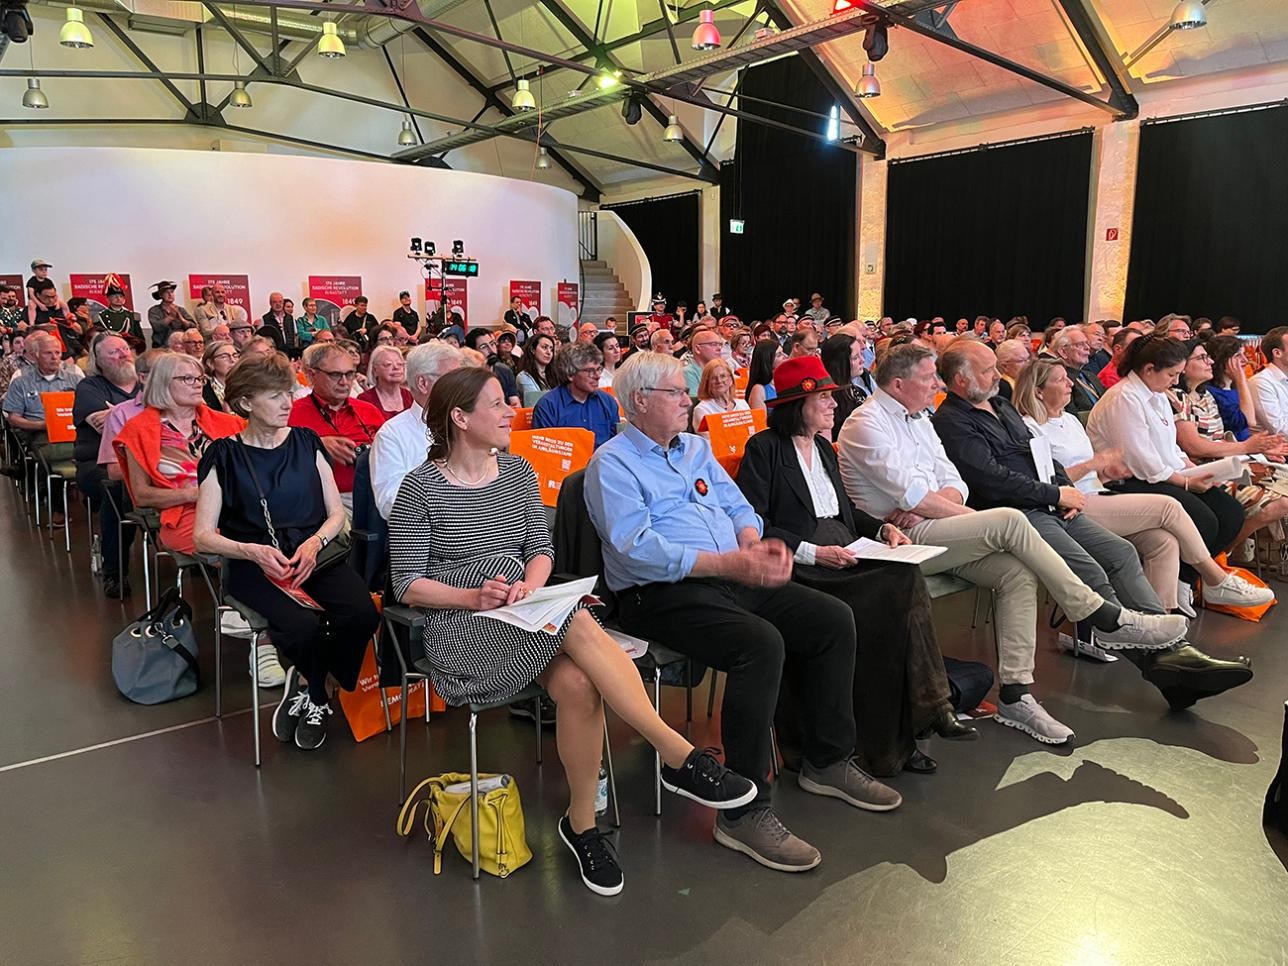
<box><xmin>833</xmin><ymin>0</ymin><xmax>854</xmax><ymax>12</ymax></box>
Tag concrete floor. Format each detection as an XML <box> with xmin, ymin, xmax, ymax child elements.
<box><xmin>1</xmin><ymin>483</ymin><xmax>1287</xmax><ymax>966</ymax></box>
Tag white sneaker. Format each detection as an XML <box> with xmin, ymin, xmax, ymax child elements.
<box><xmin>1093</xmin><ymin>609</ymin><xmax>1188</xmax><ymax>650</ymax></box>
<box><xmin>995</xmin><ymin>694</ymin><xmax>1074</xmax><ymax>745</ymax></box>
<box><xmin>1175</xmin><ymin>581</ymin><xmax>1197</xmax><ymax>619</ymax></box>
<box><xmin>250</xmin><ymin>642</ymin><xmax>286</xmax><ymax>687</ymax></box>
<box><xmin>1203</xmin><ymin>572</ymin><xmax>1275</xmax><ymax>608</ymax></box>
<box><xmin>221</xmin><ymin>610</ymin><xmax>253</xmax><ymax>638</ymax></box>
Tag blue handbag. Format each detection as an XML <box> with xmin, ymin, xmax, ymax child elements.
<box><xmin>111</xmin><ymin>587</ymin><xmax>200</xmax><ymax>705</ymax></box>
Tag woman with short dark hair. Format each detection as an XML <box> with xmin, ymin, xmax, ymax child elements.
<box><xmin>737</xmin><ymin>356</ymin><xmax>976</xmax><ymax>777</ymax></box>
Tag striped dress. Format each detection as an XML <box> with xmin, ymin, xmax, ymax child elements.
<box><xmin>388</xmin><ymin>453</ymin><xmax>585</xmax><ymax>705</ymax></box>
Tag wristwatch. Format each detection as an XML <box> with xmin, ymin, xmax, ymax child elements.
<box><xmin>316</xmin><ymin>534</ymin><xmax>329</xmax><ymax>549</ymax></box>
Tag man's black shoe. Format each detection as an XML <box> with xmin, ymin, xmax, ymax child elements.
<box><xmin>903</xmin><ymin>749</ymin><xmax>938</xmax><ymax>774</ymax></box>
<box><xmin>103</xmin><ymin>577</ymin><xmax>131</xmax><ymax>600</ymax></box>
<box><xmin>1142</xmin><ymin>644</ymin><xmax>1253</xmax><ymax>710</ymax></box>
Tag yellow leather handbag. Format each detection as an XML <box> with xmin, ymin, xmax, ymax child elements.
<box><xmin>396</xmin><ymin>772</ymin><xmax>533</xmax><ymax>878</ymax></box>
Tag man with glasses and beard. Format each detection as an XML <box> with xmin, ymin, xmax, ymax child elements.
<box><xmin>464</xmin><ymin>327</ymin><xmax>520</xmax><ymax>406</ymax></box>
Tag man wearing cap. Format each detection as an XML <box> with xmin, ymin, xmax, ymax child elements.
<box><xmin>97</xmin><ymin>275</ymin><xmax>145</xmax><ymax>345</ymax></box>
<box><xmin>393</xmin><ymin>291</ymin><xmax>420</xmax><ymax>339</ymax></box>
<box><xmin>147</xmin><ymin>281</ymin><xmax>193</xmax><ymax>348</ymax></box>
<box><xmin>648</xmin><ymin>293</ymin><xmax>674</xmax><ymax>332</ymax></box>
<box><xmin>621</xmin><ymin>322</ymin><xmax>651</xmax><ymax>361</ymax></box>
<box><xmin>709</xmin><ymin>292</ymin><xmax>732</xmax><ymax>321</ymax></box>
<box><xmin>804</xmin><ymin>293</ymin><xmax>829</xmax><ymax>323</ymax></box>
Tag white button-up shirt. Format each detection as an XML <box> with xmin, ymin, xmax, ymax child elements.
<box><xmin>1085</xmin><ymin>371</ymin><xmax>1186</xmax><ymax>483</ymax></box>
<box><xmin>836</xmin><ymin>387</ymin><xmax>968</xmax><ymax>519</ymax></box>
<box><xmin>1250</xmin><ymin>364</ymin><xmax>1288</xmax><ymax>436</ymax></box>
<box><xmin>370</xmin><ymin>401</ymin><xmax>431</xmax><ymax>519</ymax></box>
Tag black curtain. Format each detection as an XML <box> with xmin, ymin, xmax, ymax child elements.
<box><xmin>719</xmin><ymin>56</ymin><xmax>856</xmax><ymax>322</ymax></box>
<box><xmin>602</xmin><ymin>193</ymin><xmax>700</xmax><ymax>311</ymax></box>
<box><xmin>1125</xmin><ymin>105</ymin><xmax>1288</xmax><ymax>333</ymax></box>
<box><xmin>884</xmin><ymin>132</ymin><xmax>1092</xmax><ymax>326</ymax></box>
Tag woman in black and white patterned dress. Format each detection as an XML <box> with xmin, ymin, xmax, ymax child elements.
<box><xmin>388</xmin><ymin>367</ymin><xmax>755</xmax><ymax>897</ymax></box>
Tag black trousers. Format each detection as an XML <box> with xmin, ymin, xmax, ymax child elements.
<box><xmin>226</xmin><ymin>559</ymin><xmax>378</xmax><ymax>703</ymax></box>
<box><xmin>76</xmin><ymin>464</ymin><xmax>135</xmax><ymax>581</ymax></box>
<box><xmin>618</xmin><ymin>578</ymin><xmax>857</xmax><ymax>809</ymax></box>
<box><xmin>1115</xmin><ymin>479</ymin><xmax>1244</xmax><ymax>580</ymax></box>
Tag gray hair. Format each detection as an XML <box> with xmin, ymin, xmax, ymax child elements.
<box><xmin>614</xmin><ymin>351</ymin><xmax>683</xmax><ymax>420</ymax></box>
<box><xmin>86</xmin><ymin>333</ymin><xmax>129</xmax><ymax>376</ymax></box>
<box><xmin>141</xmin><ymin>351</ymin><xmax>202</xmax><ymax>411</ymax></box>
<box><xmin>874</xmin><ymin>342</ymin><xmax>935</xmax><ymax>388</ymax></box>
<box><xmin>1048</xmin><ymin>326</ymin><xmax>1083</xmax><ymax>356</ymax></box>
<box><xmin>405</xmin><ymin>341</ymin><xmax>463</xmax><ymax>390</ymax></box>
<box><xmin>996</xmin><ymin>338</ymin><xmax>1031</xmax><ymax>371</ymax></box>
<box><xmin>552</xmin><ymin>342</ymin><xmax>602</xmax><ymax>385</ymax></box>
<box><xmin>366</xmin><ymin>344</ymin><xmax>405</xmax><ymax>384</ymax></box>
<box><xmin>302</xmin><ymin>341</ymin><xmax>348</xmax><ymax>370</ymax></box>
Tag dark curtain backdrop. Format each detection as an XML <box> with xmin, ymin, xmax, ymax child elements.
<box><xmin>1125</xmin><ymin>105</ymin><xmax>1288</xmax><ymax>333</ymax></box>
<box><xmin>602</xmin><ymin>193</ymin><xmax>700</xmax><ymax>311</ymax></box>
<box><xmin>884</xmin><ymin>132</ymin><xmax>1092</xmax><ymax>326</ymax></box>
<box><xmin>719</xmin><ymin>56</ymin><xmax>856</xmax><ymax>322</ymax></box>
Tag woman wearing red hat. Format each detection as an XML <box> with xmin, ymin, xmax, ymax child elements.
<box><xmin>736</xmin><ymin>355</ymin><xmax>976</xmax><ymax>776</ymax></box>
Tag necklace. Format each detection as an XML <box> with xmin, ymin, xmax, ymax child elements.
<box><xmin>439</xmin><ymin>454</ymin><xmax>493</xmax><ymax>486</ymax></box>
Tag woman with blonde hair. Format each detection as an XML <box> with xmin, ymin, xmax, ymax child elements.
<box><xmin>692</xmin><ymin>358</ymin><xmax>748</xmax><ymax>432</ymax></box>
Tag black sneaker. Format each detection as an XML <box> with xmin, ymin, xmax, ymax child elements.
<box><xmin>272</xmin><ymin>667</ymin><xmax>307</xmax><ymax>742</ymax></box>
<box><xmin>294</xmin><ymin>696</ymin><xmax>332</xmax><ymax>751</ymax></box>
<box><xmin>558</xmin><ymin>814</ymin><xmax>623</xmax><ymax>896</ymax></box>
<box><xmin>661</xmin><ymin>748</ymin><xmax>757</xmax><ymax>810</ymax></box>
<box><xmin>509</xmin><ymin>695</ymin><xmax>557</xmax><ymax>727</ymax></box>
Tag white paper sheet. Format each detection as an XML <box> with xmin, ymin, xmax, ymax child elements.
<box><xmin>475</xmin><ymin>575</ymin><xmax>601</xmax><ymax>635</ymax></box>
<box><xmin>1030</xmin><ymin>435</ymin><xmax>1056</xmax><ymax>485</ymax></box>
<box><xmin>1176</xmin><ymin>456</ymin><xmax>1249</xmax><ymax>484</ymax></box>
<box><xmin>842</xmin><ymin>537</ymin><xmax>948</xmax><ymax>566</ymax></box>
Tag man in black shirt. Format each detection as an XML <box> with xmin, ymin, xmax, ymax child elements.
<box><xmin>503</xmin><ymin>296</ymin><xmax>533</xmax><ymax>343</ymax></box>
<box><xmin>931</xmin><ymin>339</ymin><xmax>1251</xmax><ymax>707</ymax></box>
<box><xmin>392</xmin><ymin>290</ymin><xmax>420</xmax><ymax>338</ymax></box>
<box><xmin>709</xmin><ymin>292</ymin><xmax>732</xmax><ymax>320</ymax></box>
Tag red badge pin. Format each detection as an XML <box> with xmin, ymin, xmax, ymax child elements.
<box><xmin>695</xmin><ymin>478</ymin><xmax>709</xmax><ymax>496</ymax></box>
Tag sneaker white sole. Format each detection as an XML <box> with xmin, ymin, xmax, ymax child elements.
<box><xmin>294</xmin><ymin>729</ymin><xmax>327</xmax><ymax>751</ymax></box>
<box><xmin>271</xmin><ymin>672</ymin><xmax>300</xmax><ymax>742</ymax></box>
<box><xmin>660</xmin><ymin>777</ymin><xmax>758</xmax><ymax>811</ymax></box>
<box><xmin>1203</xmin><ymin>590</ymin><xmax>1275</xmax><ymax>608</ymax></box>
<box><xmin>1091</xmin><ymin>627</ymin><xmax>1185</xmax><ymax>651</ymax></box>
<box><xmin>558</xmin><ymin>822</ymin><xmax>623</xmax><ymax>897</ymax></box>
<box><xmin>796</xmin><ymin>773</ymin><xmax>902</xmax><ymax>812</ymax></box>
<box><xmin>713</xmin><ymin>823</ymin><xmax>821</xmax><ymax>873</ymax></box>
<box><xmin>993</xmin><ymin>713</ymin><xmax>1073</xmax><ymax>745</ymax></box>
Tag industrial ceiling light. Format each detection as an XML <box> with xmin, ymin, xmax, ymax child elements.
<box><xmin>535</xmin><ymin>146</ymin><xmax>551</xmax><ymax>169</ymax></box>
<box><xmin>856</xmin><ymin>62</ymin><xmax>881</xmax><ymax>98</ymax></box>
<box><xmin>229</xmin><ymin>81</ymin><xmax>253</xmax><ymax>108</ymax></box>
<box><xmin>318</xmin><ymin>21</ymin><xmax>346</xmax><ymax>58</ymax></box>
<box><xmin>512</xmin><ymin>78</ymin><xmax>537</xmax><ymax>111</ymax></box>
<box><xmin>691</xmin><ymin>8</ymin><xmax>721</xmax><ymax>50</ymax></box>
<box><xmin>59</xmin><ymin>8</ymin><xmax>93</xmax><ymax>48</ymax></box>
<box><xmin>595</xmin><ymin>65</ymin><xmax>622</xmax><ymax>90</ymax></box>
<box><xmin>1169</xmin><ymin>0</ymin><xmax>1207</xmax><ymax>30</ymax></box>
<box><xmin>662</xmin><ymin>114</ymin><xmax>684</xmax><ymax>142</ymax></box>
<box><xmin>398</xmin><ymin>118</ymin><xmax>416</xmax><ymax>145</ymax></box>
<box><xmin>22</xmin><ymin>78</ymin><xmax>49</xmax><ymax>109</ymax></box>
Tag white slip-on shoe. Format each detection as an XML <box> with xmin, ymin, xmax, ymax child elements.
<box><xmin>995</xmin><ymin>694</ymin><xmax>1074</xmax><ymax>745</ymax></box>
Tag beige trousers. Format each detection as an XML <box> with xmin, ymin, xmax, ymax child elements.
<box><xmin>1082</xmin><ymin>492</ymin><xmax>1211</xmax><ymax>609</ymax></box>
<box><xmin>910</xmin><ymin>508</ymin><xmax>1105</xmax><ymax>686</ymax></box>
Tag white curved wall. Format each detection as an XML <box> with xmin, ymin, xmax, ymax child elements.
<box><xmin>596</xmin><ymin>210</ymin><xmax>651</xmax><ymax>313</ymax></box>
<box><xmin>0</xmin><ymin>147</ymin><xmax>579</xmax><ymax>325</ymax></box>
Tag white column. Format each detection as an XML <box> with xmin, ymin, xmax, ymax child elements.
<box><xmin>856</xmin><ymin>155</ymin><xmax>888</xmax><ymax>321</ymax></box>
<box><xmin>1086</xmin><ymin>120</ymin><xmax>1141</xmax><ymax>322</ymax></box>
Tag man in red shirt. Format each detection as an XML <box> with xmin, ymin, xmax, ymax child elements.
<box><xmin>288</xmin><ymin>342</ymin><xmax>385</xmax><ymax>507</ymax></box>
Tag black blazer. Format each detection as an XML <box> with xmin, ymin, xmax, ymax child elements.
<box><xmin>736</xmin><ymin>429</ymin><xmax>883</xmax><ymax>552</ymax></box>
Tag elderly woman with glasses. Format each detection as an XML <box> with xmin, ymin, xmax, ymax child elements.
<box><xmin>202</xmin><ymin>339</ymin><xmax>239</xmax><ymax>412</ymax></box>
<box><xmin>357</xmin><ymin>344</ymin><xmax>412</xmax><ymax>419</ymax></box>
<box><xmin>113</xmin><ymin>350</ymin><xmax>243</xmax><ymax>554</ymax></box>
<box><xmin>531</xmin><ymin>342</ymin><xmax>619</xmax><ymax>449</ymax></box>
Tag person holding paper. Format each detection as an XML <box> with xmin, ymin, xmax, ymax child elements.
<box><xmin>388</xmin><ymin>366</ymin><xmax>757</xmax><ymax>898</ymax></box>
<box><xmin>586</xmin><ymin>351</ymin><xmax>899</xmax><ymax>877</ymax></box>
<box><xmin>838</xmin><ymin>344</ymin><xmax>1210</xmax><ymax>744</ymax></box>
<box><xmin>1014</xmin><ymin>358</ymin><xmax>1274</xmax><ymax>615</ymax></box>
<box><xmin>736</xmin><ymin>356</ymin><xmax>976</xmax><ymax>778</ymax></box>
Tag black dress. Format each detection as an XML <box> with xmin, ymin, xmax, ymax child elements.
<box><xmin>197</xmin><ymin>428</ymin><xmax>377</xmax><ymax>700</ymax></box>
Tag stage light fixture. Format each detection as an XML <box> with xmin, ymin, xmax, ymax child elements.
<box><xmin>511</xmin><ymin>78</ymin><xmax>536</xmax><ymax>111</ymax></box>
<box><xmin>596</xmin><ymin>66</ymin><xmax>622</xmax><ymax>90</ymax></box>
<box><xmin>663</xmin><ymin>114</ymin><xmax>684</xmax><ymax>142</ymax></box>
<box><xmin>690</xmin><ymin>8</ymin><xmax>721</xmax><ymax>50</ymax></box>
<box><xmin>832</xmin><ymin>0</ymin><xmax>853</xmax><ymax>12</ymax></box>
<box><xmin>856</xmin><ymin>62</ymin><xmax>881</xmax><ymax>97</ymax></box>
<box><xmin>452</xmin><ymin>240</ymin><xmax>464</xmax><ymax>257</ymax></box>
<box><xmin>410</xmin><ymin>237</ymin><xmax>423</xmax><ymax>254</ymax></box>
<box><xmin>22</xmin><ymin>78</ymin><xmax>48</xmax><ymax>109</ymax></box>
<box><xmin>863</xmin><ymin>20</ymin><xmax>889</xmax><ymax>61</ymax></box>
<box><xmin>425</xmin><ymin>241</ymin><xmax>436</xmax><ymax>256</ymax></box>
<box><xmin>622</xmin><ymin>95</ymin><xmax>643</xmax><ymax>125</ymax></box>
<box><xmin>318</xmin><ymin>21</ymin><xmax>346</xmax><ymax>58</ymax></box>
<box><xmin>229</xmin><ymin>81</ymin><xmax>253</xmax><ymax>109</ymax></box>
<box><xmin>59</xmin><ymin>7</ymin><xmax>94</xmax><ymax>48</ymax></box>
<box><xmin>398</xmin><ymin>119</ymin><xmax>415</xmax><ymax>145</ymax></box>
<box><xmin>1169</xmin><ymin>0</ymin><xmax>1207</xmax><ymax>29</ymax></box>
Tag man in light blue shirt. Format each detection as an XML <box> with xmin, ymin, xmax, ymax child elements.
<box><xmin>585</xmin><ymin>352</ymin><xmax>900</xmax><ymax>876</ymax></box>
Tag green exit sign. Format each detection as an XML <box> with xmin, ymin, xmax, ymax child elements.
<box><xmin>728</xmin><ymin>219</ymin><xmax>745</xmax><ymax>235</ymax></box>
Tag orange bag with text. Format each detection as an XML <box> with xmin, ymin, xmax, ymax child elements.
<box><xmin>339</xmin><ymin>640</ymin><xmax>437</xmax><ymax>742</ymax></box>
<box><xmin>1200</xmin><ymin>555</ymin><xmax>1277</xmax><ymax>622</ymax></box>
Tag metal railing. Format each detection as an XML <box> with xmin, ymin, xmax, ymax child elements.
<box><xmin>578</xmin><ymin>210</ymin><xmax>598</xmax><ymax>261</ymax></box>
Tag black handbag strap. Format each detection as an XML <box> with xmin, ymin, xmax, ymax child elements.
<box><xmin>159</xmin><ymin>627</ymin><xmax>201</xmax><ymax>679</ymax></box>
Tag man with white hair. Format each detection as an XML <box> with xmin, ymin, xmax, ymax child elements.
<box><xmin>3</xmin><ymin>331</ymin><xmax>83</xmax><ymax>447</ymax></box>
<box><xmin>369</xmin><ymin>341</ymin><xmax>464</xmax><ymax>518</ymax></box>
<box><xmin>994</xmin><ymin>338</ymin><xmax>1031</xmax><ymax>402</ymax></box>
<box><xmin>1049</xmin><ymin>325</ymin><xmax>1103</xmax><ymax>413</ymax></box>
<box><xmin>585</xmin><ymin>351</ymin><xmax>899</xmax><ymax>876</ymax></box>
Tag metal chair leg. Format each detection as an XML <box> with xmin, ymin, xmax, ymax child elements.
<box><xmin>603</xmin><ymin>718</ymin><xmax>620</xmax><ymax>829</ymax></box>
<box><xmin>250</xmin><ymin>631</ymin><xmax>262</xmax><ymax>768</ymax></box>
<box><xmin>769</xmin><ymin>726</ymin><xmax>781</xmax><ymax>779</ymax></box>
<box><xmin>379</xmin><ymin>679</ymin><xmax>393</xmax><ymax>733</ymax></box>
<box><xmin>470</xmin><ymin>712</ymin><xmax>481</xmax><ymax>880</ymax></box>
<box><xmin>214</xmin><ymin>606</ymin><xmax>224</xmax><ymax>717</ymax></box>
<box><xmin>533</xmin><ymin>695</ymin><xmax>543</xmax><ymax>765</ymax></box>
<box><xmin>399</xmin><ymin>675</ymin><xmax>410</xmax><ymax>803</ymax></box>
<box><xmin>61</xmin><ymin>480</ymin><xmax>70</xmax><ymax>552</ymax></box>
<box><xmin>653</xmin><ymin>675</ymin><xmax>663</xmax><ymax>816</ymax></box>
<box><xmin>706</xmin><ymin>670</ymin><xmax>718</xmax><ymax>717</ymax></box>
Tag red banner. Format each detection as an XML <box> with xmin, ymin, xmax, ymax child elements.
<box><xmin>70</xmin><ymin>273</ymin><xmax>135</xmax><ymax>313</ymax></box>
<box><xmin>509</xmin><ymin>280</ymin><xmax>541</xmax><ymax>320</ymax></box>
<box><xmin>427</xmin><ymin>277</ymin><xmax>469</xmax><ymax>329</ymax></box>
<box><xmin>556</xmin><ymin>281</ymin><xmax>580</xmax><ymax>327</ymax></box>
<box><xmin>309</xmin><ymin>275</ymin><xmax>363</xmax><ymax>330</ymax></box>
<box><xmin>188</xmin><ymin>273</ymin><xmax>250</xmax><ymax>308</ymax></box>
<box><xmin>1</xmin><ymin>274</ymin><xmax>23</xmax><ymax>306</ymax></box>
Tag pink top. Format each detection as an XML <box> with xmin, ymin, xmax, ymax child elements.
<box><xmin>97</xmin><ymin>396</ymin><xmax>146</xmax><ymax>466</ymax></box>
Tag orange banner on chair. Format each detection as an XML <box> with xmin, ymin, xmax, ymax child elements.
<box><xmin>511</xmin><ymin>407</ymin><xmax>533</xmax><ymax>432</ymax></box>
<box><xmin>41</xmin><ymin>391</ymin><xmax>76</xmax><ymax>443</ymax></box>
<box><xmin>706</xmin><ymin>408</ymin><xmax>766</xmax><ymax>477</ymax></box>
<box><xmin>510</xmin><ymin>427</ymin><xmax>595</xmax><ymax>506</ymax></box>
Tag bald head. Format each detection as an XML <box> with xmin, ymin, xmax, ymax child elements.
<box><xmin>996</xmin><ymin>338</ymin><xmax>1031</xmax><ymax>378</ymax></box>
<box><xmin>939</xmin><ymin>340</ymin><xmax>1000</xmax><ymax>404</ymax></box>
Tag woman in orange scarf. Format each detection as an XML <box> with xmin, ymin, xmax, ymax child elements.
<box><xmin>114</xmin><ymin>351</ymin><xmax>243</xmax><ymax>554</ymax></box>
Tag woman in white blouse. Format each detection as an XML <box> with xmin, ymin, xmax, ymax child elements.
<box><xmin>1015</xmin><ymin>358</ymin><xmax>1272</xmax><ymax>614</ymax></box>
<box><xmin>593</xmin><ymin>331</ymin><xmax>622</xmax><ymax>389</ymax></box>
<box><xmin>692</xmin><ymin>359</ymin><xmax>749</xmax><ymax>433</ymax></box>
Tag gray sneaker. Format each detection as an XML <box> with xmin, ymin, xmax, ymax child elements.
<box><xmin>798</xmin><ymin>758</ymin><xmax>902</xmax><ymax>812</ymax></box>
<box><xmin>714</xmin><ymin>808</ymin><xmax>821</xmax><ymax>873</ymax></box>
<box><xmin>1093</xmin><ymin>609</ymin><xmax>1187</xmax><ymax>650</ymax></box>
<box><xmin>994</xmin><ymin>694</ymin><xmax>1074</xmax><ymax>745</ymax></box>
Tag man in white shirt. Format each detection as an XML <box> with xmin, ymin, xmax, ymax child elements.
<box><xmin>1251</xmin><ymin>327</ymin><xmax>1288</xmax><ymax>435</ymax></box>
<box><xmin>836</xmin><ymin>343</ymin><xmax>1190</xmax><ymax>744</ymax></box>
<box><xmin>369</xmin><ymin>342</ymin><xmax>463</xmax><ymax>518</ymax></box>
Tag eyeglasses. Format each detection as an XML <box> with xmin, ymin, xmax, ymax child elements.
<box><xmin>172</xmin><ymin>374</ymin><xmax>208</xmax><ymax>386</ymax></box>
<box><xmin>642</xmin><ymin>386</ymin><xmax>688</xmax><ymax>398</ymax></box>
<box><xmin>1192</xmin><ymin>353</ymin><xmax>1212</xmax><ymax>363</ymax></box>
<box><xmin>212</xmin><ymin>351</ymin><xmax>238</xmax><ymax>363</ymax></box>
<box><xmin>315</xmin><ymin>368</ymin><xmax>357</xmax><ymax>382</ymax></box>
<box><xmin>576</xmin><ymin>365</ymin><xmax>604</xmax><ymax>377</ymax></box>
